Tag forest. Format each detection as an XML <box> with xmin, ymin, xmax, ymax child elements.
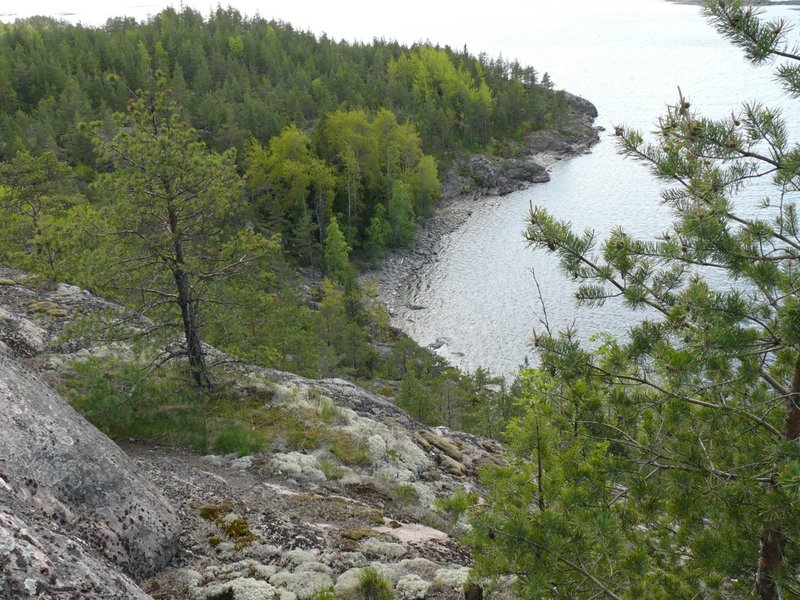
<box><xmin>0</xmin><ymin>6</ymin><xmax>563</xmax><ymax>435</ymax></box>
<box><xmin>7</xmin><ymin>1</ymin><xmax>799</xmax><ymax>597</ymax></box>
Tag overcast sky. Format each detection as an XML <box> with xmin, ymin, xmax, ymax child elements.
<box><xmin>0</xmin><ymin>0</ymin><xmax>512</xmax><ymax>47</ymax></box>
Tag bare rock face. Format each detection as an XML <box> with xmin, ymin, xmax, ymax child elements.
<box><xmin>0</xmin><ymin>505</ymin><xmax>152</xmax><ymax>599</ymax></box>
<box><xmin>0</xmin><ymin>353</ymin><xmax>181</xmax><ymax>596</ymax></box>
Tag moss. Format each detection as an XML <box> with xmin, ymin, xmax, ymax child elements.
<box><xmin>208</xmin><ymin>535</ymin><xmax>223</xmax><ymax>547</ymax></box>
<box><xmin>198</xmin><ymin>503</ymin><xmax>232</xmax><ymax>522</ymax></box>
<box><xmin>27</xmin><ymin>300</ymin><xmax>61</xmax><ymax>313</ymax></box>
<box><xmin>293</xmin><ymin>495</ymin><xmax>385</xmax><ymax>526</ymax></box>
<box><xmin>329</xmin><ymin>431</ymin><xmax>371</xmax><ymax>466</ymax></box>
<box><xmin>234</xmin><ymin>534</ymin><xmax>258</xmax><ymax>550</ymax></box>
<box><xmin>223</xmin><ymin>518</ymin><xmax>252</xmax><ymax>539</ymax></box>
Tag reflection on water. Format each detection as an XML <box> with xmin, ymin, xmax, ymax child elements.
<box><xmin>393</xmin><ymin>1</ymin><xmax>800</xmax><ymax>375</ymax></box>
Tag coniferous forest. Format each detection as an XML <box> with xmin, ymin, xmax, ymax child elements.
<box><xmin>8</xmin><ymin>2</ymin><xmax>800</xmax><ymax>598</ymax></box>
<box><xmin>0</xmin><ymin>7</ymin><xmax>564</xmax><ymax>434</ymax></box>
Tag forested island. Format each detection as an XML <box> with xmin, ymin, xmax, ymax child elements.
<box><xmin>2</xmin><ymin>1</ymin><xmax>800</xmax><ymax>599</ymax></box>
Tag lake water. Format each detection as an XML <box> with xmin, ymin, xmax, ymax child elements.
<box><xmin>388</xmin><ymin>0</ymin><xmax>800</xmax><ymax>375</ymax></box>
<box><xmin>6</xmin><ymin>0</ymin><xmax>799</xmax><ymax>375</ymax></box>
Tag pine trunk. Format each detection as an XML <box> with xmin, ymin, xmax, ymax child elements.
<box><xmin>756</xmin><ymin>354</ymin><xmax>800</xmax><ymax>597</ymax></box>
<box><xmin>173</xmin><ymin>267</ymin><xmax>211</xmax><ymax>391</ymax></box>
<box><xmin>755</xmin><ymin>529</ymin><xmax>785</xmax><ymax>600</ymax></box>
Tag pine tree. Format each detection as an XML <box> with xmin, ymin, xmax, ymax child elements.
<box><xmin>322</xmin><ymin>216</ymin><xmax>354</xmax><ymax>285</ymax></box>
<box><xmin>91</xmin><ymin>85</ymin><xmax>244</xmax><ymax>390</ymax></box>
<box><xmin>467</xmin><ymin>2</ymin><xmax>800</xmax><ymax>598</ymax></box>
<box><xmin>0</xmin><ymin>151</ymin><xmax>83</xmax><ymax>277</ymax></box>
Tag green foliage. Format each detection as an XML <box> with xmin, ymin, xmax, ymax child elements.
<box><xmin>213</xmin><ymin>423</ymin><xmax>269</xmax><ymax>457</ymax></box>
<box><xmin>0</xmin><ymin>9</ymin><xmax>556</xmax><ymax>163</ymax></box>
<box><xmin>388</xmin><ymin>46</ymin><xmax>494</xmax><ymax>152</ymax></box>
<box><xmin>357</xmin><ymin>567</ymin><xmax>392</xmax><ymax>600</ymax></box>
<box><xmin>470</xmin><ymin>2</ymin><xmax>800</xmax><ymax>598</ymax></box>
<box><xmin>316</xmin><ymin>458</ymin><xmax>345</xmax><ymax>481</ymax></box>
<box><xmin>0</xmin><ymin>151</ymin><xmax>87</xmax><ymax>278</ymax></box>
<box><xmin>390</xmin><ymin>483</ymin><xmax>419</xmax><ymax>507</ymax></box>
<box><xmin>317</xmin><ymin>108</ymin><xmax>439</xmax><ymax>252</ymax></box>
<box><xmin>378</xmin><ymin>336</ymin><xmax>519</xmax><ymax>435</ymax></box>
<box><xmin>386</xmin><ymin>181</ymin><xmax>417</xmax><ymax>247</ymax></box>
<box><xmin>61</xmin><ymin>358</ymin><xmax>269</xmax><ymax>455</ymax></box>
<box><xmin>309</xmin><ymin>587</ymin><xmax>336</xmax><ymax>600</ymax></box>
<box><xmin>323</xmin><ymin>217</ymin><xmax>354</xmax><ymax>284</ymax></box>
<box><xmin>314</xmin><ymin>277</ymin><xmax>375</xmax><ymax>378</ymax></box>
<box><xmin>246</xmin><ymin>127</ymin><xmax>334</xmax><ymax>263</ymax></box>
<box><xmin>364</xmin><ymin>204</ymin><xmax>391</xmax><ymax>263</ymax></box>
<box><xmin>89</xmin><ymin>84</ymin><xmax>278</xmax><ymax>388</ymax></box>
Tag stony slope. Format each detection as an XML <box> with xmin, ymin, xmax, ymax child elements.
<box><xmin>0</xmin><ymin>270</ymin><xmax>503</xmax><ymax>600</ymax></box>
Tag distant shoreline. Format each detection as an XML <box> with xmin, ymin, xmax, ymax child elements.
<box><xmin>368</xmin><ymin>93</ymin><xmax>601</xmax><ymax>327</ymax></box>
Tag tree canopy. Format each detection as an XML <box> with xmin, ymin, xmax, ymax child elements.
<box><xmin>461</xmin><ymin>1</ymin><xmax>800</xmax><ymax>598</ymax></box>
<box><xmin>0</xmin><ymin>7</ymin><xmax>563</xmax><ymax>162</ymax></box>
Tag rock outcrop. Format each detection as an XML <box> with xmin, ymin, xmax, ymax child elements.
<box><xmin>0</xmin><ymin>275</ymin><xmax>181</xmax><ymax>599</ymax></box>
<box><xmin>0</xmin><ymin>269</ymin><xmax>499</xmax><ymax>599</ymax></box>
<box><xmin>441</xmin><ymin>91</ymin><xmax>599</xmax><ymax>200</ymax></box>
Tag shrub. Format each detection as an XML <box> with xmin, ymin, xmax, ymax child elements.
<box><xmin>358</xmin><ymin>567</ymin><xmax>392</xmax><ymax>600</ymax></box>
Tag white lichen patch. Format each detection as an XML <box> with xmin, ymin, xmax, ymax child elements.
<box><xmin>433</xmin><ymin>566</ymin><xmax>470</xmax><ymax>590</ymax></box>
<box><xmin>333</xmin><ymin>567</ymin><xmax>364</xmax><ymax>598</ymax></box>
<box><xmin>194</xmin><ymin>577</ymin><xmax>277</xmax><ymax>600</ymax></box>
<box><xmin>359</xmin><ymin>537</ymin><xmax>407</xmax><ymax>561</ymax></box>
<box><xmin>270</xmin><ymin>453</ymin><xmax>326</xmax><ymax>481</ymax></box>
<box><xmin>395</xmin><ymin>574</ymin><xmax>430</xmax><ymax>599</ymax></box>
<box><xmin>280</xmin><ymin>549</ymin><xmax>318</xmax><ymax>567</ymax></box>
<box><xmin>378</xmin><ymin>558</ymin><xmax>439</xmax><ymax>584</ymax></box>
<box><xmin>269</xmin><ymin>570</ymin><xmax>333</xmax><ymax>599</ymax></box>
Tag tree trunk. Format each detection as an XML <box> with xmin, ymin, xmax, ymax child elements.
<box><xmin>755</xmin><ymin>528</ymin><xmax>785</xmax><ymax>600</ymax></box>
<box><xmin>785</xmin><ymin>354</ymin><xmax>800</xmax><ymax>439</ymax></box>
<box><xmin>756</xmin><ymin>353</ymin><xmax>800</xmax><ymax>598</ymax></box>
<box><xmin>173</xmin><ymin>267</ymin><xmax>211</xmax><ymax>390</ymax></box>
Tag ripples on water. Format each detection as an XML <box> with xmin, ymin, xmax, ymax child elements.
<box><xmin>394</xmin><ymin>1</ymin><xmax>800</xmax><ymax>375</ymax></box>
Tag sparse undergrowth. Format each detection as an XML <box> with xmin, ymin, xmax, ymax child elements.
<box><xmin>59</xmin><ymin>356</ymin><xmax>371</xmax><ymax>463</ymax></box>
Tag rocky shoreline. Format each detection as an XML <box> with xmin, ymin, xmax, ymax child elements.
<box><xmin>368</xmin><ymin>92</ymin><xmax>601</xmax><ymax>320</ymax></box>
